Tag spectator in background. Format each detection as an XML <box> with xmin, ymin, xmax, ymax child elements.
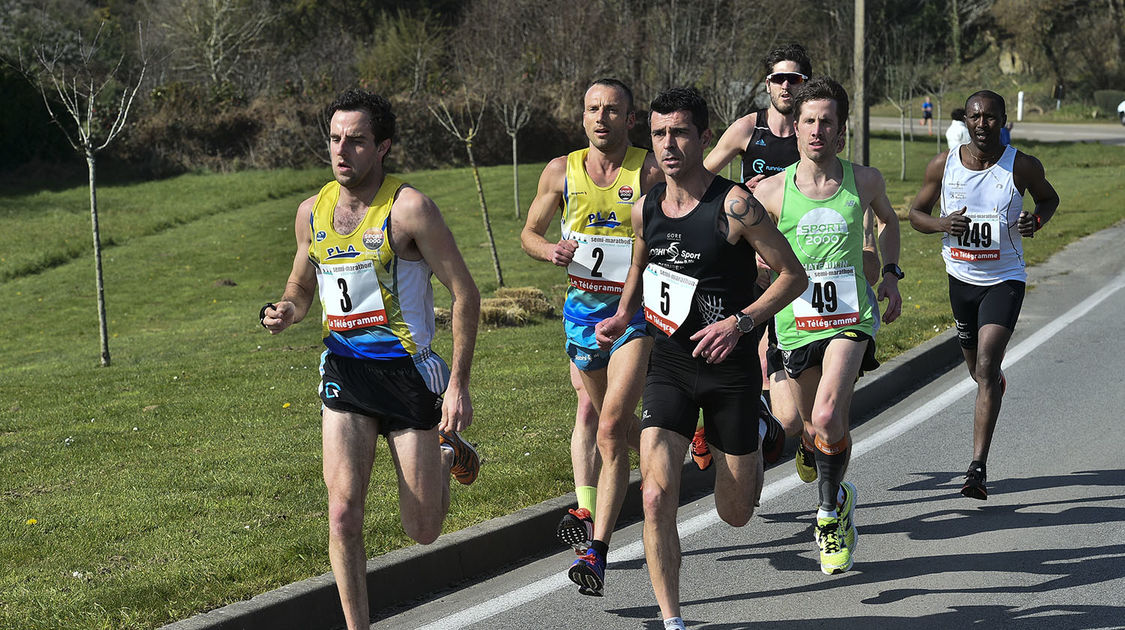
<box><xmin>921</xmin><ymin>96</ymin><xmax>934</xmax><ymax>135</ymax></box>
<box><xmin>1000</xmin><ymin>121</ymin><xmax>1013</xmax><ymax>146</ymax></box>
<box><xmin>946</xmin><ymin>108</ymin><xmax>970</xmax><ymax>151</ymax></box>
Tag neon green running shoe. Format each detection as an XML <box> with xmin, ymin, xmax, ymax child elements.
<box><xmin>795</xmin><ymin>438</ymin><xmax>818</xmax><ymax>483</ymax></box>
<box><xmin>814</xmin><ymin>516</ymin><xmax>853</xmax><ymax>575</ymax></box>
<box><xmin>838</xmin><ymin>481</ymin><xmax>858</xmax><ymax>552</ymax></box>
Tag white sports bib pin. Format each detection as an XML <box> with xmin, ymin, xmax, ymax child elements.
<box><xmin>568</xmin><ymin>234</ymin><xmax>632</xmax><ymax>294</ymax></box>
<box><xmin>948</xmin><ymin>206</ymin><xmax>1002</xmax><ymax>261</ymax></box>
<box><xmin>643</xmin><ymin>263</ymin><xmax>698</xmax><ymax>335</ymax></box>
<box><xmin>319</xmin><ymin>260</ymin><xmax>388</xmax><ymax>331</ymax></box>
<box><xmin>793</xmin><ymin>264</ymin><xmax>860</xmax><ymax>331</ymax></box>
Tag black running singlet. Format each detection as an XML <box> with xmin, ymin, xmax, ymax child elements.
<box><xmin>642</xmin><ymin>176</ymin><xmax>759</xmax><ymax>353</ymax></box>
<box><xmin>740</xmin><ymin>109</ymin><xmax>800</xmax><ymax>182</ymax></box>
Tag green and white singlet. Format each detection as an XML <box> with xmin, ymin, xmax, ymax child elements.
<box><xmin>774</xmin><ymin>159</ymin><xmax>874</xmax><ymax>350</ymax></box>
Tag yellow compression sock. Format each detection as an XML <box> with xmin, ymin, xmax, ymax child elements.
<box><xmin>576</xmin><ymin>486</ymin><xmax>597</xmax><ymax>520</ymax></box>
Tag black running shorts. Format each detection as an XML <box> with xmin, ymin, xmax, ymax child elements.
<box><xmin>948</xmin><ymin>275</ymin><xmax>1026</xmax><ymax>348</ymax></box>
<box><xmin>780</xmin><ymin>330</ymin><xmax>878</xmax><ymax>380</ymax></box>
<box><xmin>318</xmin><ymin>350</ymin><xmax>448</xmax><ymax>435</ymax></box>
<box><xmin>641</xmin><ymin>340</ymin><xmax>761</xmax><ymax>456</ymax></box>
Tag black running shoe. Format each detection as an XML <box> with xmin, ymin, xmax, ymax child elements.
<box><xmin>556</xmin><ymin>507</ymin><xmax>594</xmax><ymax>554</ymax></box>
<box><xmin>961</xmin><ymin>464</ymin><xmax>988</xmax><ymax>500</ymax></box>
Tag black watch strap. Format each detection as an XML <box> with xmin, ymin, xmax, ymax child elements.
<box><xmin>259</xmin><ymin>302</ymin><xmax>276</xmax><ymax>328</ymax></box>
<box><xmin>881</xmin><ymin>263</ymin><xmax>904</xmax><ymax>280</ymax></box>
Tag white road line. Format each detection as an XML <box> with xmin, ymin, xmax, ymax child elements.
<box><xmin>417</xmin><ymin>269</ymin><xmax>1125</xmax><ymax>630</ymax></box>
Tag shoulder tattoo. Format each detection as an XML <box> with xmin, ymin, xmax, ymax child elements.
<box><xmin>726</xmin><ymin>195</ymin><xmax>766</xmax><ymax>228</ymax></box>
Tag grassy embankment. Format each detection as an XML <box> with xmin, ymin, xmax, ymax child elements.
<box><xmin>1</xmin><ymin>136</ymin><xmax>1122</xmax><ymax>629</ymax></box>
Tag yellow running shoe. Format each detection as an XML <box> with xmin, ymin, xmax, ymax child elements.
<box><xmin>795</xmin><ymin>438</ymin><xmax>817</xmax><ymax>483</ymax></box>
<box><xmin>814</xmin><ymin>516</ymin><xmax>853</xmax><ymax>575</ymax></box>
<box><xmin>838</xmin><ymin>481</ymin><xmax>858</xmax><ymax>552</ymax></box>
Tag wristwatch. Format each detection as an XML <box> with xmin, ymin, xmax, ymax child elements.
<box><xmin>734</xmin><ymin>312</ymin><xmax>755</xmax><ymax>334</ymax></box>
<box><xmin>881</xmin><ymin>263</ymin><xmax>904</xmax><ymax>280</ymax></box>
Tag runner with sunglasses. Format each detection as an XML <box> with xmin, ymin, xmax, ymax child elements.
<box><xmin>699</xmin><ymin>44</ymin><xmax>813</xmax><ymax>478</ymax></box>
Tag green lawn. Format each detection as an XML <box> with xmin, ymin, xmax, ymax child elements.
<box><xmin>1</xmin><ymin>136</ymin><xmax>1122</xmax><ymax>629</ymax></box>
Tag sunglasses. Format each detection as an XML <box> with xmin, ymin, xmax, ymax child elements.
<box><xmin>767</xmin><ymin>72</ymin><xmax>808</xmax><ymax>85</ymax></box>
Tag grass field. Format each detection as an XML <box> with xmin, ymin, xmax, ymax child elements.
<box><xmin>1</xmin><ymin>135</ymin><xmax>1122</xmax><ymax>629</ymax></box>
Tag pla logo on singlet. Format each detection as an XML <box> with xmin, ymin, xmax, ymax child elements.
<box><xmin>618</xmin><ymin>186</ymin><xmax>634</xmax><ymax>201</ymax></box>
<box><xmin>315</xmin><ymin>230</ymin><xmax>327</xmax><ymax>242</ymax></box>
<box><xmin>326</xmin><ymin>245</ymin><xmax>362</xmax><ymax>260</ymax></box>
<box><xmin>795</xmin><ymin>207</ymin><xmax>848</xmax><ymax>260</ymax></box>
<box><xmin>585</xmin><ymin>211</ymin><xmax>622</xmax><ymax>229</ymax></box>
<box><xmin>362</xmin><ymin>228</ymin><xmax>384</xmax><ymax>251</ymax></box>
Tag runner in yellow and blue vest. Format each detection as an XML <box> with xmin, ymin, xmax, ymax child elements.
<box><xmin>754</xmin><ymin>76</ymin><xmax>903</xmax><ymax>577</ymax></box>
<box><xmin>261</xmin><ymin>89</ymin><xmax>482</xmax><ymax>630</ymax></box>
<box><xmin>521</xmin><ymin>78</ymin><xmax>662</xmax><ymax>596</ymax></box>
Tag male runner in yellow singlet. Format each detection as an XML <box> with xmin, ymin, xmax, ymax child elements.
<box><xmin>521</xmin><ymin>78</ymin><xmax>663</xmax><ymax>596</ymax></box>
<box><xmin>261</xmin><ymin>89</ymin><xmax>481</xmax><ymax>629</ymax></box>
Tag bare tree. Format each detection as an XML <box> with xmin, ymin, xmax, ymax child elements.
<box><xmin>150</xmin><ymin>0</ymin><xmax>276</xmax><ymax>89</ymax></box>
<box><xmin>16</xmin><ymin>22</ymin><xmax>147</xmax><ymax>366</ymax></box>
<box><xmin>879</xmin><ymin>25</ymin><xmax>928</xmax><ymax>181</ymax></box>
<box><xmin>429</xmin><ymin>97</ymin><xmax>505</xmax><ymax>288</ymax></box>
<box><xmin>458</xmin><ymin>0</ymin><xmax>539</xmax><ymax>219</ymax></box>
<box><xmin>700</xmin><ymin>0</ymin><xmax>793</xmax><ymax>179</ymax></box>
<box><xmin>357</xmin><ymin>9</ymin><xmax>446</xmax><ymax>98</ymax></box>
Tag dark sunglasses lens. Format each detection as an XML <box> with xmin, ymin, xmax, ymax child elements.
<box><xmin>770</xmin><ymin>73</ymin><xmax>805</xmax><ymax>85</ymax></box>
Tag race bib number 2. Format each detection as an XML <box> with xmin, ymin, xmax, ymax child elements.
<box><xmin>643</xmin><ymin>264</ymin><xmax>698</xmax><ymax>335</ymax></box>
<box><xmin>793</xmin><ymin>265</ymin><xmax>860</xmax><ymax>331</ymax></box>
<box><xmin>320</xmin><ymin>260</ymin><xmax>388</xmax><ymax>331</ymax></box>
<box><xmin>568</xmin><ymin>234</ymin><xmax>632</xmax><ymax>294</ymax></box>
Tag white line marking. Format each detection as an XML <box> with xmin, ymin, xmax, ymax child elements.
<box><xmin>416</xmin><ymin>269</ymin><xmax>1125</xmax><ymax>630</ymax></box>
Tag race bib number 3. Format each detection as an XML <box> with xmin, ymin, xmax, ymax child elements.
<box><xmin>948</xmin><ymin>208</ymin><xmax>1001</xmax><ymax>261</ymax></box>
<box><xmin>568</xmin><ymin>234</ymin><xmax>632</xmax><ymax>294</ymax></box>
<box><xmin>320</xmin><ymin>260</ymin><xmax>388</xmax><ymax>331</ymax></box>
<box><xmin>643</xmin><ymin>264</ymin><xmax>698</xmax><ymax>335</ymax></box>
<box><xmin>793</xmin><ymin>265</ymin><xmax>860</xmax><ymax>331</ymax></box>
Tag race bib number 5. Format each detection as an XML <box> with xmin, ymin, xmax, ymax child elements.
<box><xmin>643</xmin><ymin>264</ymin><xmax>698</xmax><ymax>335</ymax></box>
<box><xmin>793</xmin><ymin>265</ymin><xmax>860</xmax><ymax>331</ymax></box>
<box><xmin>319</xmin><ymin>260</ymin><xmax>388</xmax><ymax>331</ymax></box>
<box><xmin>568</xmin><ymin>234</ymin><xmax>632</xmax><ymax>294</ymax></box>
<box><xmin>948</xmin><ymin>207</ymin><xmax>1001</xmax><ymax>261</ymax></box>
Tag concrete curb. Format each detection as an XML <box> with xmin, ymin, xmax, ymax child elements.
<box><xmin>163</xmin><ymin>328</ymin><xmax>962</xmax><ymax>630</ymax></box>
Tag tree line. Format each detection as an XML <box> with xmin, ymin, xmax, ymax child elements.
<box><xmin>2</xmin><ymin>0</ymin><xmax>1122</xmax><ymax>179</ymax></box>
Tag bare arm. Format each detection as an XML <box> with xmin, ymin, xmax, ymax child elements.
<box><xmin>704</xmin><ymin>113</ymin><xmax>755</xmax><ymax>176</ymax></box>
<box><xmin>688</xmin><ymin>189</ymin><xmax>807</xmax><ymax>363</ymax></box>
<box><xmin>397</xmin><ymin>188</ymin><xmax>481</xmax><ymax>432</ymax></box>
<box><xmin>640</xmin><ymin>151</ymin><xmax>665</xmax><ymax>193</ymax></box>
<box><xmin>859</xmin><ymin>167</ymin><xmax>903</xmax><ymax>324</ymax></box>
<box><xmin>862</xmin><ymin>208</ymin><xmax>881</xmax><ymax>286</ymax></box>
<box><xmin>1014</xmin><ymin>152</ymin><xmax>1060</xmax><ymax>238</ymax></box>
<box><xmin>908</xmin><ymin>150</ymin><xmax>968</xmax><ymax>236</ymax></box>
<box><xmin>520</xmin><ymin>157</ymin><xmax>576</xmax><ymax>266</ymax></box>
<box><xmin>262</xmin><ymin>196</ymin><xmax>318</xmax><ymax>333</ymax></box>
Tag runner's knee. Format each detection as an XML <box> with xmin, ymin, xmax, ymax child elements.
<box><xmin>327</xmin><ymin>498</ymin><xmax>365</xmax><ymax>541</ymax></box>
<box><xmin>641</xmin><ymin>477</ymin><xmax>677</xmax><ymax>520</ymax></box>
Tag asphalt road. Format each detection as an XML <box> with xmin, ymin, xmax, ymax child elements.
<box><xmin>371</xmin><ymin>223</ymin><xmax>1125</xmax><ymax>629</ymax></box>
<box><xmin>868</xmin><ymin>116</ymin><xmax>1125</xmax><ymax>145</ymax></box>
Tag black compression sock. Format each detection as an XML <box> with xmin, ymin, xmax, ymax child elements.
<box><xmin>590</xmin><ymin>540</ymin><xmax>608</xmax><ymax>557</ymax></box>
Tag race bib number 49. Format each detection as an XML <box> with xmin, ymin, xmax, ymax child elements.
<box><xmin>793</xmin><ymin>265</ymin><xmax>860</xmax><ymax>331</ymax></box>
<box><xmin>319</xmin><ymin>260</ymin><xmax>388</xmax><ymax>331</ymax></box>
<box><xmin>948</xmin><ymin>207</ymin><xmax>1001</xmax><ymax>261</ymax></box>
<box><xmin>568</xmin><ymin>234</ymin><xmax>632</xmax><ymax>294</ymax></box>
<box><xmin>643</xmin><ymin>264</ymin><xmax>698</xmax><ymax>335</ymax></box>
